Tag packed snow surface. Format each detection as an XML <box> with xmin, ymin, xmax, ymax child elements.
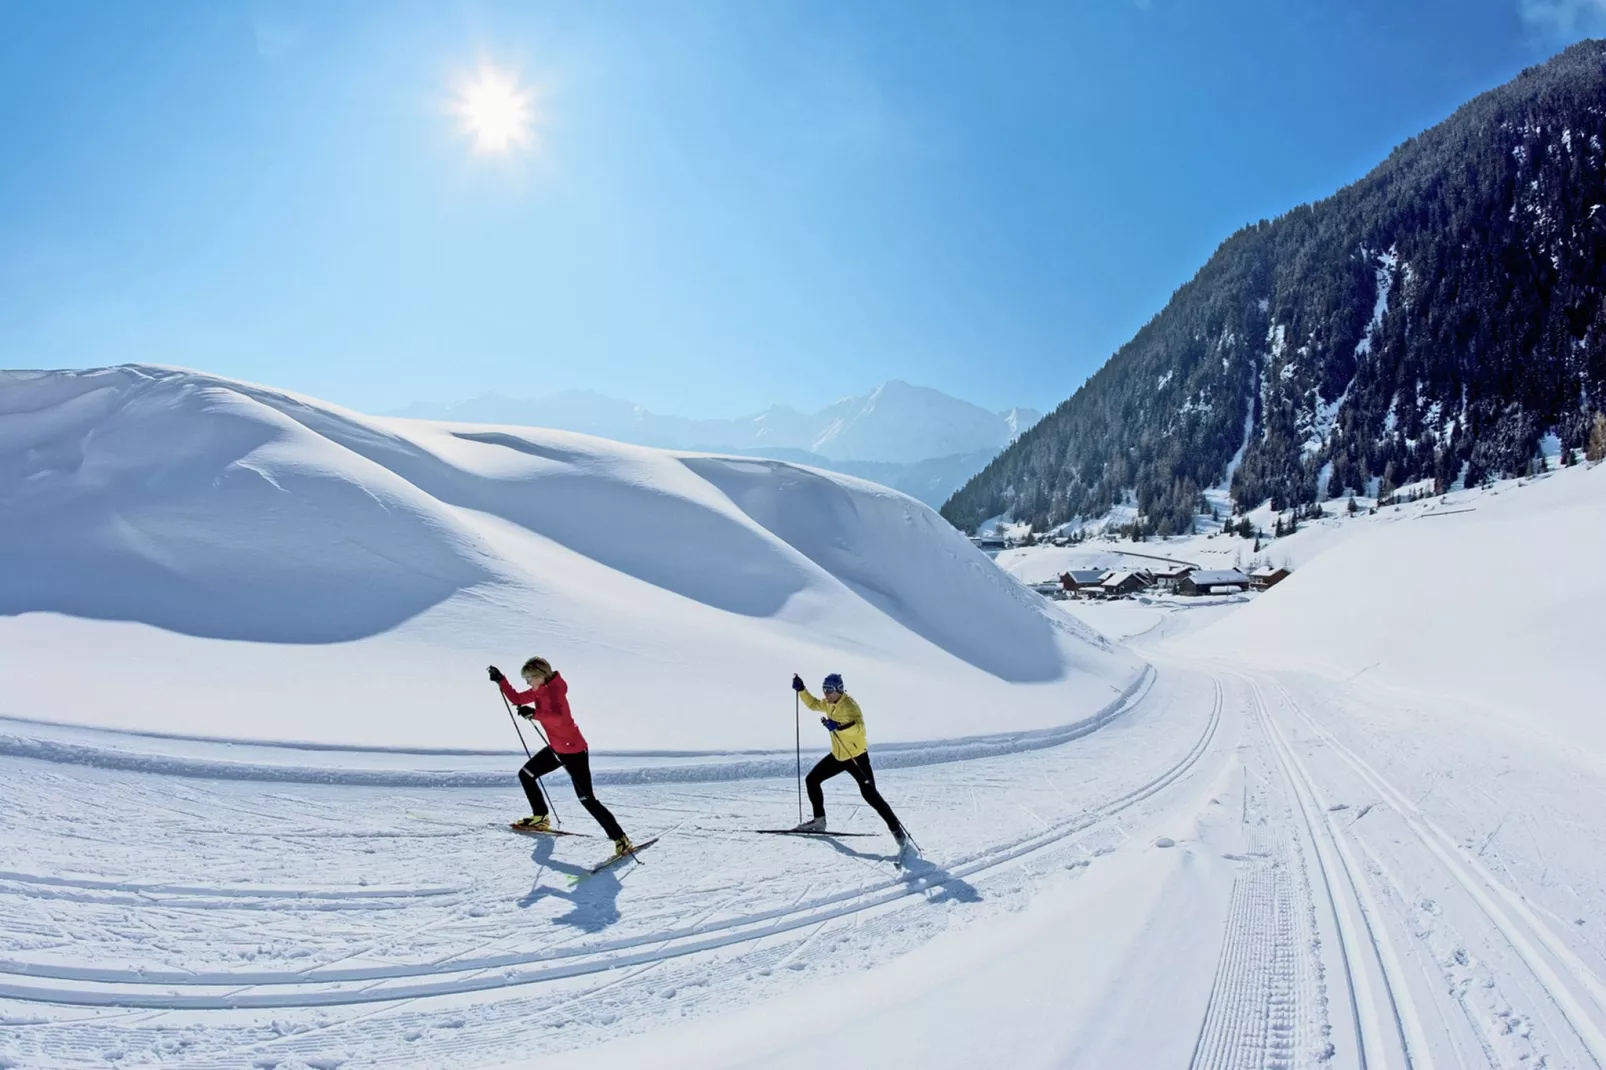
<box><xmin>1180</xmin><ymin>462</ymin><xmax>1606</xmax><ymax>761</ymax></box>
<box><xmin>0</xmin><ymin>365</ymin><xmax>1135</xmax><ymax>752</ymax></box>
<box><xmin>6</xmin><ymin>366</ymin><xmax>1606</xmax><ymax>1070</ymax></box>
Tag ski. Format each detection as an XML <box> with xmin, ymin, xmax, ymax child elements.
<box><xmin>584</xmin><ymin>837</ymin><xmax>659</xmax><ymax>875</ymax></box>
<box><xmin>752</xmin><ymin>829</ymin><xmax>879</xmax><ymax>837</ymax></box>
<box><xmin>509</xmin><ymin>825</ymin><xmax>590</xmax><ymax>837</ymax></box>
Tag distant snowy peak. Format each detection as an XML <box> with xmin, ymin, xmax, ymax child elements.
<box><xmin>394</xmin><ymin>380</ymin><xmax>1034</xmax><ymax>466</ymax></box>
<box><xmin>804</xmin><ymin>380</ymin><xmax>1032</xmax><ymax>464</ymax></box>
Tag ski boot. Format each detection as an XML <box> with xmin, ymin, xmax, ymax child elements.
<box><xmin>512</xmin><ymin>815</ymin><xmax>551</xmax><ymax>832</ymax></box>
<box><xmin>792</xmin><ymin>816</ymin><xmax>827</xmax><ymax>833</ymax></box>
<box><xmin>611</xmin><ymin>835</ymin><xmax>636</xmax><ymax>860</ymax></box>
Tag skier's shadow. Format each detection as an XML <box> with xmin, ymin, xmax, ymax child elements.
<box><xmin>515</xmin><ymin>836</ymin><xmax>627</xmax><ymax>933</ymax></box>
<box><xmin>816</xmin><ymin>837</ymin><xmax>981</xmax><ymax>905</ymax></box>
<box><xmin>897</xmin><ymin>852</ymin><xmax>981</xmax><ymax>904</ymax></box>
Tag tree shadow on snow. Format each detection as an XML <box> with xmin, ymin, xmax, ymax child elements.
<box><xmin>515</xmin><ymin>836</ymin><xmax>628</xmax><ymax>933</ymax></box>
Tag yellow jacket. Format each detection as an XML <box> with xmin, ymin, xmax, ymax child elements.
<box><xmin>799</xmin><ymin>689</ymin><xmax>868</xmax><ymax>760</ymax></box>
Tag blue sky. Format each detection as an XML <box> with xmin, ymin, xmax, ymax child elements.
<box><xmin>1</xmin><ymin>1</ymin><xmax>1601</xmax><ymax>418</ymax></box>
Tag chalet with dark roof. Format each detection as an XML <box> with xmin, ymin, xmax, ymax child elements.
<box><xmin>1178</xmin><ymin>569</ymin><xmax>1251</xmax><ymax>596</ymax></box>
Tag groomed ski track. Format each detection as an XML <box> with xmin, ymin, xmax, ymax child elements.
<box><xmin>0</xmin><ymin>682</ymin><xmax>1214</xmax><ymax>1010</ymax></box>
<box><xmin>1</xmin><ymin>663</ymin><xmax>1226</xmax><ymax>1068</ymax></box>
<box><xmin>7</xmin><ymin>644</ymin><xmax>1606</xmax><ymax>1068</ymax></box>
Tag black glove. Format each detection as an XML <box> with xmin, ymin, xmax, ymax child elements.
<box><xmin>517</xmin><ymin>705</ymin><xmax>536</xmax><ymax>719</ymax></box>
<box><xmin>791</xmin><ymin>674</ymin><xmax>805</xmax><ymax>692</ymax></box>
<box><xmin>822</xmin><ymin>717</ymin><xmax>844</xmax><ymax>732</ymax></box>
<box><xmin>488</xmin><ymin>665</ymin><xmax>504</xmax><ymax>683</ymax></box>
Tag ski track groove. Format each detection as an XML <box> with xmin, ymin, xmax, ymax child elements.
<box><xmin>1245</xmin><ymin>674</ymin><xmax>1424</xmax><ymax>1070</ymax></box>
<box><xmin>1268</xmin><ymin>677</ymin><xmax>1606</xmax><ymax>1069</ymax></box>
<box><xmin>0</xmin><ymin>681</ymin><xmax>1223</xmax><ymax>1012</ymax></box>
<box><xmin>1189</xmin><ymin>725</ymin><xmax>1324</xmax><ymax>1070</ymax></box>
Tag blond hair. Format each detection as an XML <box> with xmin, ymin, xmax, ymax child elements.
<box><xmin>521</xmin><ymin>656</ymin><xmax>554</xmax><ymax>680</ymax></box>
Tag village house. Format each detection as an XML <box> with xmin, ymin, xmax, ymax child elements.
<box><xmin>1149</xmin><ymin>565</ymin><xmax>1192</xmax><ymax>591</ymax></box>
<box><xmin>1059</xmin><ymin>570</ymin><xmax>1111</xmax><ymax>598</ymax></box>
<box><xmin>1250</xmin><ymin>566</ymin><xmax>1291</xmax><ymax>590</ymax></box>
<box><xmin>1177</xmin><ymin>569</ymin><xmax>1251</xmax><ymax>596</ymax></box>
<box><xmin>1099</xmin><ymin>570</ymin><xmax>1153</xmax><ymax>599</ymax></box>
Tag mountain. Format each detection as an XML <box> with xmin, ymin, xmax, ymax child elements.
<box><xmin>394</xmin><ymin>381</ymin><xmax>1040</xmax><ymax>506</ymax></box>
<box><xmin>943</xmin><ymin>40</ymin><xmax>1606</xmax><ymax>535</ymax></box>
<box><xmin>800</xmin><ymin>381</ymin><xmax>1038</xmax><ymax>464</ymax></box>
<box><xmin>394</xmin><ymin>380</ymin><xmax>1041</xmax><ymax>462</ymax></box>
<box><xmin>0</xmin><ymin>365</ymin><xmax>1130</xmax><ymax>751</ymax></box>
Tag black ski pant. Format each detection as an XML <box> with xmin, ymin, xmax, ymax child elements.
<box><xmin>519</xmin><ymin>747</ymin><xmax>625</xmax><ymax>841</ymax></box>
<box><xmin>805</xmin><ymin>752</ymin><xmax>902</xmax><ymax>834</ymax></box>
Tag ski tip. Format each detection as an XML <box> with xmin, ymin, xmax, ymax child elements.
<box><xmin>586</xmin><ymin>837</ymin><xmax>659</xmax><ymax>874</ymax></box>
<box><xmin>508</xmin><ymin>825</ymin><xmax>586</xmax><ymax>836</ymax></box>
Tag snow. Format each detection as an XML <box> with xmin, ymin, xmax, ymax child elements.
<box><xmin>1205</xmin><ymin>396</ymin><xmax>1257</xmax><ymax>516</ymax></box>
<box><xmin>1315</xmin><ymin>458</ymin><xmax>1335</xmax><ymax>498</ymax></box>
<box><xmin>1181</xmin><ymin>461</ymin><xmax>1606</xmax><ymax>761</ymax></box>
<box><xmin>7</xmin><ymin>365</ymin><xmax>1606</xmax><ymax>1070</ymax></box>
<box><xmin>1353</xmin><ymin>247</ymin><xmax>1396</xmax><ymax>358</ymax></box>
<box><xmin>0</xmin><ymin>366</ymin><xmax>1138</xmax><ymax>751</ymax></box>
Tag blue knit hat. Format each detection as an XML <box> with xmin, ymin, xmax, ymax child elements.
<box><xmin>822</xmin><ymin>673</ymin><xmax>845</xmax><ymax>693</ymax></box>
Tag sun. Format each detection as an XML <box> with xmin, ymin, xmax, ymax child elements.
<box><xmin>453</xmin><ymin>67</ymin><xmax>537</xmax><ymax>155</ymax></box>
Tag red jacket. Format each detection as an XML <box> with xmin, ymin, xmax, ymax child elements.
<box><xmin>499</xmin><ymin>672</ymin><xmax>588</xmax><ymax>754</ymax></box>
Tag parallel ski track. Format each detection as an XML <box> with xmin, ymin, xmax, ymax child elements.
<box><xmin>1190</xmin><ymin>821</ymin><xmax>1286</xmax><ymax>1070</ymax></box>
<box><xmin>1246</xmin><ymin>675</ymin><xmax>1426</xmax><ymax>1070</ymax></box>
<box><xmin>1189</xmin><ymin>745</ymin><xmax>1321</xmax><ymax>1070</ymax></box>
<box><xmin>0</xmin><ymin>678</ymin><xmax>1222</xmax><ymax>1010</ymax></box>
<box><xmin>1268</xmin><ymin>677</ymin><xmax>1606</xmax><ymax>1069</ymax></box>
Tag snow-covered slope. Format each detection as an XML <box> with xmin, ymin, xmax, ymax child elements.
<box><xmin>0</xmin><ymin>366</ymin><xmax>1133</xmax><ymax>752</ymax></box>
<box><xmin>1179</xmin><ymin>462</ymin><xmax>1606</xmax><ymax>761</ymax></box>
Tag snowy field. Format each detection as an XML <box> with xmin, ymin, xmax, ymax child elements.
<box><xmin>4</xmin><ymin>367</ymin><xmax>1606</xmax><ymax>1068</ymax></box>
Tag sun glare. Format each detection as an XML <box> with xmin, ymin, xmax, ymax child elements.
<box><xmin>454</xmin><ymin>67</ymin><xmax>536</xmax><ymax>155</ymax></box>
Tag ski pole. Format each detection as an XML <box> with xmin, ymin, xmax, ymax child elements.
<box><xmin>501</xmin><ymin>693</ymin><xmax>561</xmax><ymax>825</ymax></box>
<box><xmin>501</xmin><ymin>693</ymin><xmax>531</xmax><ymax>758</ymax></box>
<box><xmin>795</xmin><ymin>691</ymin><xmax>803</xmax><ymax>825</ymax></box>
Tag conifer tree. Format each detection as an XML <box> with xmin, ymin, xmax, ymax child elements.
<box><xmin>939</xmin><ymin>43</ymin><xmax>1606</xmax><ymax>535</ymax></box>
<box><xmin>1588</xmin><ymin>413</ymin><xmax>1606</xmax><ymax>463</ymax></box>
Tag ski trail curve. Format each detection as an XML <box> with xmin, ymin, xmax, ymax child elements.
<box><xmin>0</xmin><ymin>680</ymin><xmax>1222</xmax><ymax>1011</ymax></box>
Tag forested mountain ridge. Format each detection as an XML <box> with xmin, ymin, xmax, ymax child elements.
<box><xmin>943</xmin><ymin>40</ymin><xmax>1606</xmax><ymax>535</ymax></box>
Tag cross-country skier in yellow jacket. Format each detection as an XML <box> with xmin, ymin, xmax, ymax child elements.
<box><xmin>791</xmin><ymin>672</ymin><xmax>907</xmax><ymax>846</ymax></box>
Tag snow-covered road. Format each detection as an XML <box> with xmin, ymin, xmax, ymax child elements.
<box><xmin>6</xmin><ymin>620</ymin><xmax>1606</xmax><ymax>1068</ymax></box>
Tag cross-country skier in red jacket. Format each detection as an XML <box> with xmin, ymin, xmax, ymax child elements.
<box><xmin>489</xmin><ymin>657</ymin><xmax>634</xmax><ymax>859</ymax></box>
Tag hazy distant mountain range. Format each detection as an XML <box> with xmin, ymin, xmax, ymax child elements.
<box><xmin>392</xmin><ymin>380</ymin><xmax>1040</xmax><ymax>507</ymax></box>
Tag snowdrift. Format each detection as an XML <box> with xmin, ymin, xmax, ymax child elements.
<box><xmin>1180</xmin><ymin>463</ymin><xmax>1606</xmax><ymax>761</ymax></box>
<box><xmin>0</xmin><ymin>366</ymin><xmax>1139</xmax><ymax>753</ymax></box>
